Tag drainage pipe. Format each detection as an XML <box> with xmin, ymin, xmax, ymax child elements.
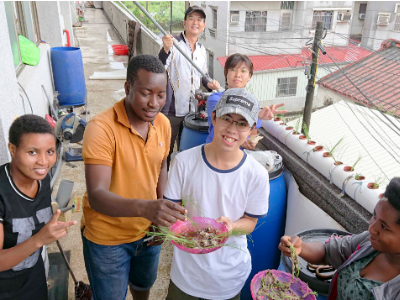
<box><xmin>63</xmin><ymin>29</ymin><xmax>71</xmax><ymax>47</ymax></box>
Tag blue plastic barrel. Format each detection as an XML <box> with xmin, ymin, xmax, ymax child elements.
<box><xmin>51</xmin><ymin>47</ymin><xmax>86</xmax><ymax>106</ymax></box>
<box><xmin>241</xmin><ymin>167</ymin><xmax>287</xmax><ymax>300</ymax></box>
<box><xmin>179</xmin><ymin>113</ymin><xmax>209</xmax><ymax>151</ymax></box>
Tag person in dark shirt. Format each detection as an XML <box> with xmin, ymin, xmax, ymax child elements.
<box><xmin>0</xmin><ymin>114</ymin><xmax>77</xmax><ymax>300</ymax></box>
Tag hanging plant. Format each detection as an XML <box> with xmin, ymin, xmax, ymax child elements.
<box><xmin>323</xmin><ymin>137</ymin><xmax>345</xmax><ymax>158</ymax></box>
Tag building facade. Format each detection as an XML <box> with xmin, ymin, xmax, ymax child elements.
<box><xmin>0</xmin><ymin>1</ymin><xmax>77</xmax><ymax>164</ymax></box>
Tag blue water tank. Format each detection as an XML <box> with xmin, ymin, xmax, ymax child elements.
<box><xmin>51</xmin><ymin>47</ymin><xmax>86</xmax><ymax>106</ymax></box>
<box><xmin>241</xmin><ymin>168</ymin><xmax>287</xmax><ymax>300</ymax></box>
<box><xmin>179</xmin><ymin>113</ymin><xmax>209</xmax><ymax>151</ymax></box>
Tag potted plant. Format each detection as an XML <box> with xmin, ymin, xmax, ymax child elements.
<box><xmin>355</xmin><ymin>173</ymin><xmax>365</xmax><ymax>181</ymax></box>
<box><xmin>313</xmin><ymin>145</ymin><xmax>324</xmax><ymax>152</ymax></box>
<box><xmin>344</xmin><ymin>154</ymin><xmax>362</xmax><ymax>172</ymax></box>
<box><xmin>332</xmin><ymin>146</ymin><xmax>347</xmax><ymax>166</ymax></box>
<box><xmin>273</xmin><ymin>106</ymin><xmax>285</xmax><ymax>122</ymax></box>
<box><xmin>302</xmin><ymin>122</ymin><xmax>315</xmax><ymax>145</ymax></box>
<box><xmin>292</xmin><ymin>114</ymin><xmax>302</xmax><ymax>136</ymax></box>
<box><xmin>368</xmin><ymin>175</ymin><xmax>385</xmax><ymax>189</ymax></box>
<box><xmin>323</xmin><ymin>137</ymin><xmax>345</xmax><ymax>158</ymax></box>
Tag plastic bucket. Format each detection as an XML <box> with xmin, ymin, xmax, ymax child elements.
<box><xmin>179</xmin><ymin>113</ymin><xmax>209</xmax><ymax>151</ymax></box>
<box><xmin>241</xmin><ymin>164</ymin><xmax>287</xmax><ymax>300</ymax></box>
<box><xmin>51</xmin><ymin>47</ymin><xmax>86</xmax><ymax>106</ymax></box>
<box><xmin>281</xmin><ymin>228</ymin><xmax>350</xmax><ymax>298</ymax></box>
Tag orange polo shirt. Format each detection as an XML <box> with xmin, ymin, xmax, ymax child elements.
<box><xmin>81</xmin><ymin>99</ymin><xmax>171</xmax><ymax>245</ymax></box>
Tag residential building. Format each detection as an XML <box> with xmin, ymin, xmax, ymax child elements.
<box><xmin>350</xmin><ymin>1</ymin><xmax>367</xmax><ymax>38</ymax></box>
<box><xmin>317</xmin><ymin>39</ymin><xmax>400</xmax><ymax>116</ymax></box>
<box><xmin>361</xmin><ymin>2</ymin><xmax>400</xmax><ymax>50</ymax></box>
<box><xmin>192</xmin><ymin>1</ymin><xmax>357</xmax><ymax>111</ymax></box>
<box><xmin>0</xmin><ymin>1</ymin><xmax>77</xmax><ymax>164</ymax></box>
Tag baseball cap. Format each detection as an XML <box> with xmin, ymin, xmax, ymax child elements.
<box><xmin>214</xmin><ymin>88</ymin><xmax>259</xmax><ymax>127</ymax></box>
<box><xmin>184</xmin><ymin>5</ymin><xmax>206</xmax><ymax>20</ymax></box>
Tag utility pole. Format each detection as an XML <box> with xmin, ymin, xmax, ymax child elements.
<box><xmin>170</xmin><ymin>1</ymin><xmax>173</xmax><ymax>34</ymax></box>
<box><xmin>303</xmin><ymin>20</ymin><xmax>325</xmax><ymax>133</ymax></box>
<box><xmin>145</xmin><ymin>1</ymin><xmax>148</xmax><ymax>12</ymax></box>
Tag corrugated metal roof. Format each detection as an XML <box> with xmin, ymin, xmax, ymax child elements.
<box><xmin>287</xmin><ymin>100</ymin><xmax>400</xmax><ymax>187</ymax></box>
<box><xmin>217</xmin><ymin>43</ymin><xmax>371</xmax><ymax>72</ymax></box>
<box><xmin>317</xmin><ymin>40</ymin><xmax>400</xmax><ymax>116</ymax></box>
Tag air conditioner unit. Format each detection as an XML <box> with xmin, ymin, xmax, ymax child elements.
<box><xmin>377</xmin><ymin>13</ymin><xmax>390</xmax><ymax>25</ymax></box>
<box><xmin>359</xmin><ymin>13</ymin><xmax>365</xmax><ymax>20</ymax></box>
<box><xmin>337</xmin><ymin>12</ymin><xmax>352</xmax><ymax>22</ymax></box>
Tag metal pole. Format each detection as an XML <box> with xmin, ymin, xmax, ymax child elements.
<box><xmin>170</xmin><ymin>1</ymin><xmax>172</xmax><ymax>34</ymax></box>
<box><xmin>128</xmin><ymin>1</ymin><xmax>224</xmax><ymax>92</ymax></box>
<box><xmin>303</xmin><ymin>20</ymin><xmax>324</xmax><ymax>133</ymax></box>
<box><xmin>145</xmin><ymin>1</ymin><xmax>148</xmax><ymax>12</ymax></box>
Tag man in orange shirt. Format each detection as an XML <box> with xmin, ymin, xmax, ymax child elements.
<box><xmin>81</xmin><ymin>55</ymin><xmax>186</xmax><ymax>300</ymax></box>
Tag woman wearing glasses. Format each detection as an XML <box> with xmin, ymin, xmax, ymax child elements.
<box><xmin>206</xmin><ymin>53</ymin><xmax>287</xmax><ymax>150</ymax></box>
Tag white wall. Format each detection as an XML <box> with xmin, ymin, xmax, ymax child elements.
<box><xmin>361</xmin><ymin>2</ymin><xmax>400</xmax><ymax>50</ymax></box>
<box><xmin>350</xmin><ymin>1</ymin><xmax>367</xmax><ymax>35</ymax></box>
<box><xmin>249</xmin><ymin>65</ymin><xmax>340</xmax><ymax>112</ymax></box>
<box><xmin>0</xmin><ymin>1</ymin><xmax>68</xmax><ymax>164</ymax></box>
<box><xmin>36</xmin><ymin>1</ymin><xmax>64</xmax><ymax>47</ymax></box>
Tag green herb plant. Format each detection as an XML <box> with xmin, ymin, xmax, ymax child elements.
<box><xmin>372</xmin><ymin>175</ymin><xmax>385</xmax><ymax>189</ymax></box>
<box><xmin>293</xmin><ymin>114</ymin><xmax>303</xmax><ymax>134</ymax></box>
<box><xmin>302</xmin><ymin>122</ymin><xmax>311</xmax><ymax>143</ymax></box>
<box><xmin>332</xmin><ymin>145</ymin><xmax>347</xmax><ymax>165</ymax></box>
<box><xmin>350</xmin><ymin>154</ymin><xmax>362</xmax><ymax>171</ymax></box>
<box><xmin>324</xmin><ymin>137</ymin><xmax>345</xmax><ymax>156</ymax></box>
<box><xmin>355</xmin><ymin>173</ymin><xmax>364</xmax><ymax>180</ymax></box>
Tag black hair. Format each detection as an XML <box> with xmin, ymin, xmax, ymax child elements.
<box><xmin>9</xmin><ymin>114</ymin><xmax>55</xmax><ymax>147</ymax></box>
<box><xmin>224</xmin><ymin>53</ymin><xmax>254</xmax><ymax>86</ymax></box>
<box><xmin>126</xmin><ymin>55</ymin><xmax>166</xmax><ymax>85</ymax></box>
<box><xmin>384</xmin><ymin>177</ymin><xmax>400</xmax><ymax>224</ymax></box>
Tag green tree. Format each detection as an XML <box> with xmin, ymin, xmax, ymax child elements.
<box><xmin>121</xmin><ymin>1</ymin><xmax>185</xmax><ymax>33</ymax></box>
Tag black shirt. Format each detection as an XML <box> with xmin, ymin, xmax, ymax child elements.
<box><xmin>0</xmin><ymin>163</ymin><xmax>52</xmax><ymax>300</ymax></box>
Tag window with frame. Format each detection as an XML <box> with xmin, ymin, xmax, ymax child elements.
<box><xmin>230</xmin><ymin>11</ymin><xmax>239</xmax><ymax>23</ymax></box>
<box><xmin>281</xmin><ymin>1</ymin><xmax>294</xmax><ymax>10</ymax></box>
<box><xmin>212</xmin><ymin>8</ymin><xmax>217</xmax><ymax>29</ymax></box>
<box><xmin>395</xmin><ymin>13</ymin><xmax>400</xmax><ymax>32</ymax></box>
<box><xmin>208</xmin><ymin>51</ymin><xmax>214</xmax><ymax>79</ymax></box>
<box><xmin>4</xmin><ymin>1</ymin><xmax>41</xmax><ymax>69</ymax></box>
<box><xmin>276</xmin><ymin>77</ymin><xmax>297</xmax><ymax>97</ymax></box>
<box><xmin>312</xmin><ymin>11</ymin><xmax>333</xmax><ymax>30</ymax></box>
<box><xmin>280</xmin><ymin>12</ymin><xmax>292</xmax><ymax>30</ymax></box>
<box><xmin>245</xmin><ymin>11</ymin><xmax>267</xmax><ymax>32</ymax></box>
<box><xmin>359</xmin><ymin>3</ymin><xmax>367</xmax><ymax>14</ymax></box>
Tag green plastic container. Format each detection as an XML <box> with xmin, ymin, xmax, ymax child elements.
<box><xmin>18</xmin><ymin>35</ymin><xmax>40</xmax><ymax>66</ymax></box>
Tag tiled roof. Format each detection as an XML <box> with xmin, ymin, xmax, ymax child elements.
<box><xmin>317</xmin><ymin>39</ymin><xmax>400</xmax><ymax>115</ymax></box>
<box><xmin>217</xmin><ymin>42</ymin><xmax>371</xmax><ymax>72</ymax></box>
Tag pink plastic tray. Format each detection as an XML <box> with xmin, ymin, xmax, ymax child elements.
<box><xmin>170</xmin><ymin>217</ymin><xmax>228</xmax><ymax>254</ymax></box>
<box><xmin>251</xmin><ymin>269</ymin><xmax>317</xmax><ymax>300</ymax></box>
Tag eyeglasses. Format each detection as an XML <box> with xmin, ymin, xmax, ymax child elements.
<box><xmin>218</xmin><ymin>115</ymin><xmax>251</xmax><ymax>132</ymax></box>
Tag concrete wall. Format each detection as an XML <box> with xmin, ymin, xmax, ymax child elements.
<box><xmin>102</xmin><ymin>1</ymin><xmax>162</xmax><ymax>56</ymax></box>
<box><xmin>229</xmin><ymin>1</ymin><xmax>303</xmax><ymax>56</ymax></box>
<box><xmin>295</xmin><ymin>1</ymin><xmax>354</xmax><ymax>47</ymax></box>
<box><xmin>0</xmin><ymin>1</ymin><xmax>68</xmax><ymax>164</ymax></box>
<box><xmin>59</xmin><ymin>1</ymin><xmax>75</xmax><ymax>47</ymax></box>
<box><xmin>316</xmin><ymin>85</ymin><xmax>356</xmax><ymax>108</ymax></box>
<box><xmin>361</xmin><ymin>1</ymin><xmax>400</xmax><ymax>50</ymax></box>
<box><xmin>36</xmin><ymin>1</ymin><xmax>64</xmax><ymax>47</ymax></box>
<box><xmin>350</xmin><ymin>1</ymin><xmax>367</xmax><ymax>35</ymax></box>
<box><xmin>249</xmin><ymin>64</ymin><xmax>340</xmax><ymax>112</ymax></box>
